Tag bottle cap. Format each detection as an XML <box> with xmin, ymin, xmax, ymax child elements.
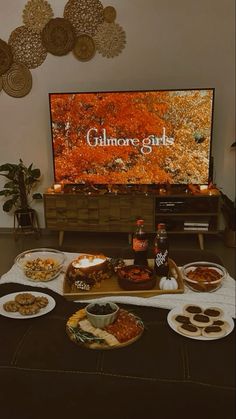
<box><xmin>157</xmin><ymin>223</ymin><xmax>166</xmax><ymax>229</ymax></box>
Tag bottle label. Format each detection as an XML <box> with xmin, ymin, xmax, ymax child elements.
<box><xmin>155</xmin><ymin>249</ymin><xmax>168</xmax><ymax>267</ymax></box>
<box><xmin>133</xmin><ymin>238</ymin><xmax>148</xmax><ymax>251</ymax></box>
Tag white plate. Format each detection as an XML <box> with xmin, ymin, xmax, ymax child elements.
<box><xmin>167</xmin><ymin>304</ymin><xmax>234</xmax><ymax>340</ymax></box>
<box><xmin>0</xmin><ymin>292</ymin><xmax>56</xmax><ymax>319</ymax></box>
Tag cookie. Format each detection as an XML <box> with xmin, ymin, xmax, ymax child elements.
<box><xmin>183</xmin><ymin>305</ymin><xmax>202</xmax><ymax>315</ymax></box>
<box><xmin>177</xmin><ymin>323</ymin><xmax>201</xmax><ymax>337</ymax></box>
<box><xmin>35</xmin><ymin>296</ymin><xmax>48</xmax><ymax>308</ymax></box>
<box><xmin>172</xmin><ymin>314</ymin><xmax>191</xmax><ymax>326</ymax></box>
<box><xmin>203</xmin><ymin>307</ymin><xmax>223</xmax><ymax>319</ymax></box>
<box><xmin>15</xmin><ymin>293</ymin><xmax>36</xmax><ymax>306</ymax></box>
<box><xmin>3</xmin><ymin>300</ymin><xmax>20</xmax><ymax>312</ymax></box>
<box><xmin>212</xmin><ymin>319</ymin><xmax>230</xmax><ymax>331</ymax></box>
<box><xmin>202</xmin><ymin>325</ymin><xmax>226</xmax><ymax>338</ymax></box>
<box><xmin>191</xmin><ymin>313</ymin><xmax>213</xmax><ymax>327</ymax></box>
<box><xmin>18</xmin><ymin>303</ymin><xmax>40</xmax><ymax>316</ymax></box>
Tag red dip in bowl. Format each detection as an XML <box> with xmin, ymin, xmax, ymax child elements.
<box><xmin>117</xmin><ymin>265</ymin><xmax>156</xmax><ymax>290</ymax></box>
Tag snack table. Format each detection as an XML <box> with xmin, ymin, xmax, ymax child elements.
<box><xmin>0</xmin><ymin>250</ymin><xmax>235</xmax><ymax>419</ymax></box>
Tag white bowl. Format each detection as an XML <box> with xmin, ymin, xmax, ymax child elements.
<box><xmin>15</xmin><ymin>248</ymin><xmax>65</xmax><ymax>282</ymax></box>
<box><xmin>85</xmin><ymin>302</ymin><xmax>119</xmax><ymax>328</ymax></box>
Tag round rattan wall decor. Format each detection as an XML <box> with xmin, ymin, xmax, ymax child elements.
<box><xmin>8</xmin><ymin>26</ymin><xmax>47</xmax><ymax>69</ymax></box>
<box><xmin>73</xmin><ymin>34</ymin><xmax>96</xmax><ymax>61</ymax></box>
<box><xmin>64</xmin><ymin>0</ymin><xmax>104</xmax><ymax>37</ymax></box>
<box><xmin>2</xmin><ymin>62</ymin><xmax>32</xmax><ymax>98</ymax></box>
<box><xmin>23</xmin><ymin>0</ymin><xmax>54</xmax><ymax>33</ymax></box>
<box><xmin>103</xmin><ymin>6</ymin><xmax>116</xmax><ymax>23</ymax></box>
<box><xmin>94</xmin><ymin>22</ymin><xmax>126</xmax><ymax>58</ymax></box>
<box><xmin>42</xmin><ymin>18</ymin><xmax>76</xmax><ymax>56</ymax></box>
<box><xmin>0</xmin><ymin>39</ymin><xmax>13</xmax><ymax>76</ymax></box>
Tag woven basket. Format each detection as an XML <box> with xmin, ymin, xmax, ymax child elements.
<box><xmin>42</xmin><ymin>17</ymin><xmax>76</xmax><ymax>56</ymax></box>
<box><xmin>2</xmin><ymin>62</ymin><xmax>32</xmax><ymax>98</ymax></box>
<box><xmin>73</xmin><ymin>34</ymin><xmax>95</xmax><ymax>61</ymax></box>
<box><xmin>0</xmin><ymin>39</ymin><xmax>13</xmax><ymax>76</ymax></box>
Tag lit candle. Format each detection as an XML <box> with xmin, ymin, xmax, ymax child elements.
<box><xmin>72</xmin><ymin>257</ymin><xmax>105</xmax><ymax>269</ymax></box>
<box><xmin>54</xmin><ymin>184</ymin><xmax>62</xmax><ymax>193</ymax></box>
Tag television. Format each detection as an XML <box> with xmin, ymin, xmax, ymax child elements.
<box><xmin>49</xmin><ymin>88</ymin><xmax>214</xmax><ymax>186</ymax></box>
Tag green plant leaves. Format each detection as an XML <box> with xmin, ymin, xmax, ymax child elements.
<box><xmin>0</xmin><ymin>159</ymin><xmax>42</xmax><ymax>212</ymax></box>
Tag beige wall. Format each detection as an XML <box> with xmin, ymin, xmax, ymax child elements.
<box><xmin>0</xmin><ymin>0</ymin><xmax>235</xmax><ymax>228</ymax></box>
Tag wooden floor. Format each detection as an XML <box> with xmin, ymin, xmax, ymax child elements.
<box><xmin>0</xmin><ymin>229</ymin><xmax>235</xmax><ymax>278</ymax></box>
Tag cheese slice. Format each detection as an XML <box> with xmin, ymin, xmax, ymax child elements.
<box><xmin>79</xmin><ymin>319</ymin><xmax>119</xmax><ymax>347</ymax></box>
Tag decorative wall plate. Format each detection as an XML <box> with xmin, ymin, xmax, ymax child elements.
<box><xmin>64</xmin><ymin>0</ymin><xmax>104</xmax><ymax>37</ymax></box>
<box><xmin>94</xmin><ymin>22</ymin><xmax>126</xmax><ymax>58</ymax></box>
<box><xmin>23</xmin><ymin>0</ymin><xmax>54</xmax><ymax>33</ymax></box>
<box><xmin>103</xmin><ymin>6</ymin><xmax>116</xmax><ymax>23</ymax></box>
<box><xmin>0</xmin><ymin>39</ymin><xmax>13</xmax><ymax>76</ymax></box>
<box><xmin>8</xmin><ymin>26</ymin><xmax>47</xmax><ymax>69</ymax></box>
<box><xmin>42</xmin><ymin>17</ymin><xmax>76</xmax><ymax>56</ymax></box>
<box><xmin>73</xmin><ymin>34</ymin><xmax>96</xmax><ymax>61</ymax></box>
<box><xmin>2</xmin><ymin>62</ymin><xmax>32</xmax><ymax>98</ymax></box>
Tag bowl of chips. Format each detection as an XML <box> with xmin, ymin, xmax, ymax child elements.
<box><xmin>15</xmin><ymin>248</ymin><xmax>65</xmax><ymax>282</ymax></box>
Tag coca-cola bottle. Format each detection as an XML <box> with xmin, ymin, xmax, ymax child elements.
<box><xmin>132</xmin><ymin>219</ymin><xmax>149</xmax><ymax>266</ymax></box>
<box><xmin>153</xmin><ymin>223</ymin><xmax>169</xmax><ymax>276</ymax></box>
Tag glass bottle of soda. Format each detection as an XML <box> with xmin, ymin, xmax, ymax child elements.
<box><xmin>132</xmin><ymin>219</ymin><xmax>149</xmax><ymax>266</ymax></box>
<box><xmin>153</xmin><ymin>223</ymin><xmax>169</xmax><ymax>276</ymax></box>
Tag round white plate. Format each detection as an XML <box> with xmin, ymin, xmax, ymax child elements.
<box><xmin>0</xmin><ymin>292</ymin><xmax>56</xmax><ymax>319</ymax></box>
<box><xmin>167</xmin><ymin>304</ymin><xmax>234</xmax><ymax>340</ymax></box>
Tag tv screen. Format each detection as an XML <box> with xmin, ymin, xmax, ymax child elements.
<box><xmin>49</xmin><ymin>88</ymin><xmax>214</xmax><ymax>185</ymax></box>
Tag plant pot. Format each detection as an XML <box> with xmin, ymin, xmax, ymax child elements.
<box><xmin>224</xmin><ymin>229</ymin><xmax>236</xmax><ymax>248</ymax></box>
<box><xmin>15</xmin><ymin>208</ymin><xmax>36</xmax><ymax>227</ymax></box>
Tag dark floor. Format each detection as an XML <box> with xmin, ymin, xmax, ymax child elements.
<box><xmin>0</xmin><ymin>229</ymin><xmax>235</xmax><ymax>278</ymax></box>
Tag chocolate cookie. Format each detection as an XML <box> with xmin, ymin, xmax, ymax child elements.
<box><xmin>177</xmin><ymin>323</ymin><xmax>201</xmax><ymax>337</ymax></box>
<box><xmin>183</xmin><ymin>305</ymin><xmax>202</xmax><ymax>315</ymax></box>
<box><xmin>191</xmin><ymin>313</ymin><xmax>213</xmax><ymax>327</ymax></box>
<box><xmin>172</xmin><ymin>314</ymin><xmax>191</xmax><ymax>326</ymax></box>
<box><xmin>203</xmin><ymin>307</ymin><xmax>223</xmax><ymax>319</ymax></box>
<box><xmin>202</xmin><ymin>325</ymin><xmax>226</xmax><ymax>338</ymax></box>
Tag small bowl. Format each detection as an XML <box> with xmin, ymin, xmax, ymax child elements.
<box><xmin>117</xmin><ymin>265</ymin><xmax>156</xmax><ymax>291</ymax></box>
<box><xmin>15</xmin><ymin>248</ymin><xmax>65</xmax><ymax>282</ymax></box>
<box><xmin>85</xmin><ymin>302</ymin><xmax>119</xmax><ymax>328</ymax></box>
<box><xmin>182</xmin><ymin>261</ymin><xmax>226</xmax><ymax>292</ymax></box>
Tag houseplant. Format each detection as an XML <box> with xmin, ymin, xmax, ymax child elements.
<box><xmin>220</xmin><ymin>192</ymin><xmax>236</xmax><ymax>247</ymax></box>
<box><xmin>0</xmin><ymin>159</ymin><xmax>42</xmax><ymax>229</ymax></box>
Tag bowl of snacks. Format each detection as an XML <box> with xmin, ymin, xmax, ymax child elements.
<box><xmin>15</xmin><ymin>248</ymin><xmax>65</xmax><ymax>282</ymax></box>
<box><xmin>181</xmin><ymin>261</ymin><xmax>226</xmax><ymax>292</ymax></box>
<box><xmin>117</xmin><ymin>265</ymin><xmax>156</xmax><ymax>291</ymax></box>
<box><xmin>85</xmin><ymin>302</ymin><xmax>119</xmax><ymax>328</ymax></box>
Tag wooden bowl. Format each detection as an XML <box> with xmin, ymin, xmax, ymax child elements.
<box><xmin>117</xmin><ymin>265</ymin><xmax>156</xmax><ymax>291</ymax></box>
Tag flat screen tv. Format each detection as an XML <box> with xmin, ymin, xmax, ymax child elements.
<box><xmin>49</xmin><ymin>88</ymin><xmax>214</xmax><ymax>185</ymax></box>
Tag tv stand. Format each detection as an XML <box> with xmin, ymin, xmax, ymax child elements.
<box><xmin>43</xmin><ymin>188</ymin><xmax>221</xmax><ymax>249</ymax></box>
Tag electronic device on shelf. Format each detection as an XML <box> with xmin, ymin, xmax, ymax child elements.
<box><xmin>48</xmin><ymin>88</ymin><xmax>214</xmax><ymax>188</ymax></box>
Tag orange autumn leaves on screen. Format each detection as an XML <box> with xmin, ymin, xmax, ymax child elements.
<box><xmin>50</xmin><ymin>91</ymin><xmax>212</xmax><ymax>184</ymax></box>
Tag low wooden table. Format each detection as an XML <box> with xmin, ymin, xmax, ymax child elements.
<box><xmin>0</xmin><ymin>250</ymin><xmax>235</xmax><ymax>419</ymax></box>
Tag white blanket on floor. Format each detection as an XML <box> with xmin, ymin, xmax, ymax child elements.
<box><xmin>1</xmin><ymin>252</ymin><xmax>235</xmax><ymax>318</ymax></box>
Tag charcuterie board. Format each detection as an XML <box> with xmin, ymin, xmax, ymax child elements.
<box><xmin>66</xmin><ymin>307</ymin><xmax>144</xmax><ymax>350</ymax></box>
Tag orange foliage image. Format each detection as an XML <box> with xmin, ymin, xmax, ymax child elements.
<box><xmin>49</xmin><ymin>89</ymin><xmax>214</xmax><ymax>184</ymax></box>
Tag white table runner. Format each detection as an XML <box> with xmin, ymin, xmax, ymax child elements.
<box><xmin>1</xmin><ymin>252</ymin><xmax>235</xmax><ymax>318</ymax></box>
